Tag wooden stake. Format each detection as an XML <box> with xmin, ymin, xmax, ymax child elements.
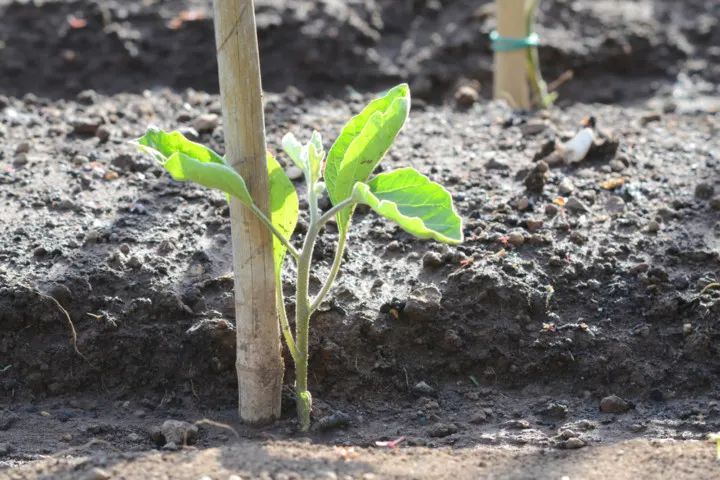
<box><xmin>493</xmin><ymin>0</ymin><xmax>531</xmax><ymax>109</ymax></box>
<box><xmin>213</xmin><ymin>0</ymin><xmax>283</xmax><ymax>423</ymax></box>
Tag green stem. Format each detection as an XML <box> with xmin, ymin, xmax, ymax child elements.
<box><xmin>525</xmin><ymin>0</ymin><xmax>554</xmax><ymax>108</ymax></box>
<box><xmin>276</xmin><ymin>281</ymin><xmax>298</xmax><ymax>362</ymax></box>
<box><xmin>249</xmin><ymin>203</ymin><xmax>300</xmax><ymax>260</ymax></box>
<box><xmin>292</xmin><ymin>194</ymin><xmax>356</xmax><ymax>431</ymax></box>
<box><xmin>294</xmin><ymin>220</ymin><xmax>317</xmax><ymax>431</ymax></box>
<box><xmin>310</xmin><ymin>232</ymin><xmax>347</xmax><ymax>313</ymax></box>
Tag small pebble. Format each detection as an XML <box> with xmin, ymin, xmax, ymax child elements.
<box><xmin>695</xmin><ymin>182</ymin><xmax>714</xmax><ymax>200</ymax></box>
<box><xmin>82</xmin><ymin>468</ymin><xmax>111</xmax><ymax>480</ymax></box>
<box><xmin>564</xmin><ymin>437</ymin><xmax>586</xmax><ymax>449</ymax></box>
<box><xmin>286</xmin><ymin>166</ymin><xmax>304</xmax><ymax>180</ymax></box>
<box><xmin>422</xmin><ymin>251</ymin><xmax>444</xmax><ymax>269</ymax></box>
<box><xmin>507</xmin><ymin>231</ymin><xmax>525</xmax><ymax>247</ymax></box>
<box><xmin>454</xmin><ymin>85</ymin><xmax>479</xmax><ymax>108</ymax></box>
<box><xmin>600</xmin><ymin>395</ymin><xmax>632</xmax><ymax>413</ymax></box>
<box><xmin>192</xmin><ymin>113</ymin><xmax>219</xmax><ymax>133</ymax></box>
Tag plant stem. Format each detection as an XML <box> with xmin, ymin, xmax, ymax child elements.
<box><xmin>525</xmin><ymin>0</ymin><xmax>554</xmax><ymax>108</ymax></box>
<box><xmin>308</xmin><ymin>197</ymin><xmax>356</xmax><ymax>312</ymax></box>
<box><xmin>276</xmin><ymin>284</ymin><xmax>298</xmax><ymax>362</ymax></box>
<box><xmin>292</xmin><ymin>194</ymin><xmax>356</xmax><ymax>431</ymax></box>
<box><xmin>317</xmin><ymin>198</ymin><xmax>355</xmax><ymax>227</ymax></box>
<box><xmin>249</xmin><ymin>203</ymin><xmax>300</xmax><ymax>260</ymax></box>
<box><xmin>310</xmin><ymin>232</ymin><xmax>347</xmax><ymax>313</ymax></box>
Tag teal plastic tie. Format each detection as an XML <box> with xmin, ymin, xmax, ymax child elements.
<box><xmin>490</xmin><ymin>30</ymin><xmax>540</xmax><ymax>52</ymax></box>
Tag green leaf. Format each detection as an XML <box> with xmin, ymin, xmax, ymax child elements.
<box><xmin>353</xmin><ymin>167</ymin><xmax>463</xmax><ymax>245</ymax></box>
<box><xmin>137</xmin><ymin>127</ymin><xmax>252</xmax><ymax>204</ymax></box>
<box><xmin>281</xmin><ymin>132</ymin><xmax>305</xmax><ymax>170</ymax></box>
<box><xmin>307</xmin><ymin>130</ymin><xmax>324</xmax><ymax>183</ymax></box>
<box><xmin>282</xmin><ymin>131</ymin><xmax>324</xmax><ymax>183</ymax></box>
<box><xmin>267</xmin><ymin>152</ymin><xmax>298</xmax><ymax>278</ymax></box>
<box><xmin>138</xmin><ymin>127</ymin><xmax>225</xmax><ymax>165</ymax></box>
<box><xmin>162</xmin><ymin>152</ymin><xmax>253</xmax><ymax>205</ymax></box>
<box><xmin>324</xmin><ymin>84</ymin><xmax>411</xmax><ymax>233</ymax></box>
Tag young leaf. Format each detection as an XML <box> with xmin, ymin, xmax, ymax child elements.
<box><xmin>281</xmin><ymin>132</ymin><xmax>305</xmax><ymax>171</ymax></box>
<box><xmin>162</xmin><ymin>152</ymin><xmax>253</xmax><ymax>205</ymax></box>
<box><xmin>353</xmin><ymin>167</ymin><xmax>463</xmax><ymax>245</ymax></box>
<box><xmin>282</xmin><ymin>131</ymin><xmax>324</xmax><ymax>184</ymax></box>
<box><xmin>267</xmin><ymin>152</ymin><xmax>299</xmax><ymax>277</ymax></box>
<box><xmin>324</xmin><ymin>84</ymin><xmax>411</xmax><ymax>232</ymax></box>
<box><xmin>137</xmin><ymin>127</ymin><xmax>253</xmax><ymax>204</ymax></box>
<box><xmin>138</xmin><ymin>127</ymin><xmax>225</xmax><ymax>165</ymax></box>
<box><xmin>307</xmin><ymin>130</ymin><xmax>324</xmax><ymax>183</ymax></box>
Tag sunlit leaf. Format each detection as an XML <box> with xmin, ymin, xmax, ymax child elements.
<box><xmin>353</xmin><ymin>167</ymin><xmax>463</xmax><ymax>244</ymax></box>
<box><xmin>267</xmin><ymin>151</ymin><xmax>298</xmax><ymax>278</ymax></box>
<box><xmin>325</xmin><ymin>84</ymin><xmax>410</xmax><ymax>233</ymax></box>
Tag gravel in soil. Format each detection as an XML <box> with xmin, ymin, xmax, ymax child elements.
<box><xmin>1</xmin><ymin>0</ymin><xmax>720</xmax><ymax>478</ymax></box>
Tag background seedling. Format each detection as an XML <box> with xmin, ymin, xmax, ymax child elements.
<box><xmin>138</xmin><ymin>84</ymin><xmax>463</xmax><ymax>431</ymax></box>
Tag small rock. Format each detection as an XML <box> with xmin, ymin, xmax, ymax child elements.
<box><xmin>454</xmin><ymin>85</ymin><xmax>479</xmax><ymax>108</ymax></box>
<box><xmin>609</xmin><ymin>159</ymin><xmax>626</xmax><ymax>172</ymax></box>
<box><xmin>12</xmin><ymin>153</ymin><xmax>28</xmax><ymax>167</ymax></box>
<box><xmin>526</xmin><ymin>219</ymin><xmax>544</xmax><ymax>231</ymax></box>
<box><xmin>96</xmin><ymin>125</ymin><xmax>111</xmax><ymax>142</ymax></box>
<box><xmin>151</xmin><ymin>420</ymin><xmax>199</xmax><ymax>447</ymax></box>
<box><xmin>565</xmin><ymin>196</ymin><xmax>590</xmax><ymax>213</ymax></box>
<box><xmin>316</xmin><ymin>411</ymin><xmax>351</xmax><ymax>431</ymax></box>
<box><xmin>503</xmin><ymin>419</ymin><xmax>531</xmax><ymax>430</ymax></box>
<box><xmin>537</xmin><ymin>402</ymin><xmax>568</xmax><ymax>419</ymax></box>
<box><xmin>127</xmin><ymin>432</ymin><xmax>141</xmax><ymax>442</ymax></box>
<box><xmin>520</xmin><ymin>121</ymin><xmax>546</xmax><ymax>136</ymax></box>
<box><xmin>72</xmin><ymin>117</ymin><xmax>103</xmax><ymax>135</ymax></box>
<box><xmin>286</xmin><ymin>166</ymin><xmax>304</xmax><ymax>181</ymax></box>
<box><xmin>645</xmin><ymin>220</ymin><xmax>660</xmax><ymax>233</ymax></box>
<box><xmin>469</xmin><ymin>411</ymin><xmax>488</xmax><ymax>424</ymax></box>
<box><xmin>15</xmin><ymin>142</ymin><xmax>30</xmax><ymax>154</ymax></box>
<box><xmin>545</xmin><ymin>204</ymin><xmax>559</xmax><ymax>216</ymax></box>
<box><xmin>515</xmin><ymin>197</ymin><xmax>530</xmax><ymax>210</ymax></box>
<box><xmin>402</xmin><ymin>286</ymin><xmax>442</xmax><ymax>323</ymax></box>
<box><xmin>111</xmin><ymin>153</ymin><xmax>151</xmax><ymax>172</ymax></box>
<box><xmin>507</xmin><ymin>231</ymin><xmax>525</xmax><ymax>247</ymax></box>
<box><xmin>413</xmin><ymin>381</ymin><xmax>435</xmax><ymax>396</ymax></box>
<box><xmin>192</xmin><ymin>113</ymin><xmax>219</xmax><ymax>133</ymax></box>
<box><xmin>0</xmin><ymin>442</ymin><xmax>14</xmax><ymax>455</ymax></box>
<box><xmin>563</xmin><ymin>437</ymin><xmax>586</xmax><ymax>449</ymax></box>
<box><xmin>599</xmin><ymin>395</ymin><xmax>632</xmax><ymax>414</ymax></box>
<box><xmin>695</xmin><ymin>182</ymin><xmax>714</xmax><ymax>200</ymax></box>
<box><xmin>486</xmin><ymin>157</ymin><xmax>510</xmax><ymax>170</ymax></box>
<box><xmin>524</xmin><ymin>161</ymin><xmax>549</xmax><ymax>194</ymax></box>
<box><xmin>126</xmin><ymin>256</ymin><xmax>143</xmax><ymax>270</ymax></box>
<box><xmin>605</xmin><ymin>196</ymin><xmax>625</xmax><ymax>214</ymax></box>
<box><xmin>422</xmin><ymin>251</ymin><xmax>444</xmax><ymax>269</ymax></box>
<box><xmin>558</xmin><ymin>178</ymin><xmax>574</xmax><ymax>195</ymax></box>
<box><xmin>82</xmin><ymin>468</ymin><xmax>111</xmax><ymax>480</ymax></box>
<box><xmin>427</xmin><ymin>422</ymin><xmax>458</xmax><ymax>437</ymax></box>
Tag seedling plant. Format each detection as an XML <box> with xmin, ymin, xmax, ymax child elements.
<box><xmin>138</xmin><ymin>84</ymin><xmax>463</xmax><ymax>431</ymax></box>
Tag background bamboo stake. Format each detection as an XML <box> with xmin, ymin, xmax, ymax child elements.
<box><xmin>493</xmin><ymin>0</ymin><xmax>531</xmax><ymax>109</ymax></box>
<box><xmin>213</xmin><ymin>0</ymin><xmax>283</xmax><ymax>423</ymax></box>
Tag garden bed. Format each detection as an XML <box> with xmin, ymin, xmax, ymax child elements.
<box><xmin>1</xmin><ymin>0</ymin><xmax>720</xmax><ymax>478</ymax></box>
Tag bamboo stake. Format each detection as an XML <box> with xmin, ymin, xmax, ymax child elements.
<box><xmin>493</xmin><ymin>0</ymin><xmax>531</xmax><ymax>109</ymax></box>
<box><xmin>213</xmin><ymin>0</ymin><xmax>283</xmax><ymax>423</ymax></box>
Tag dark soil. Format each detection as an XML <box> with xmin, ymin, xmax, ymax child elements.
<box><xmin>2</xmin><ymin>0</ymin><xmax>720</xmax><ymax>478</ymax></box>
<box><xmin>1</xmin><ymin>0</ymin><xmax>719</xmax><ymax>103</ymax></box>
